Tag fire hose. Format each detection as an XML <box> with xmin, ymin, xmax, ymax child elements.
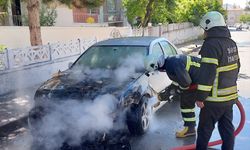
<box><xmin>171</xmin><ymin>100</ymin><xmax>246</xmax><ymax>150</ymax></box>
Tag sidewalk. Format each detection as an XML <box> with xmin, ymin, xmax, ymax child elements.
<box><xmin>177</xmin><ymin>39</ymin><xmax>203</xmax><ymax>55</ymax></box>
<box><xmin>0</xmin><ymin>86</ymin><xmax>37</xmax><ymax>134</ymax></box>
<box><xmin>0</xmin><ymin>40</ymin><xmax>202</xmax><ymax>135</ymax></box>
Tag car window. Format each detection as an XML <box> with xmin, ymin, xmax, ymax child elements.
<box><xmin>72</xmin><ymin>46</ymin><xmax>147</xmax><ymax>70</ymax></box>
<box><xmin>152</xmin><ymin>43</ymin><xmax>164</xmax><ymax>57</ymax></box>
<box><xmin>160</xmin><ymin>41</ymin><xmax>177</xmax><ymax>56</ymax></box>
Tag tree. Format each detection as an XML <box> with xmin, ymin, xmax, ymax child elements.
<box><xmin>240</xmin><ymin>14</ymin><xmax>250</xmax><ymax>23</ymax></box>
<box><xmin>122</xmin><ymin>0</ymin><xmax>148</xmax><ymax>26</ymax></box>
<box><xmin>0</xmin><ymin>0</ymin><xmax>9</xmax><ymax>11</ymax></box>
<box><xmin>122</xmin><ymin>0</ymin><xmax>176</xmax><ymax>27</ymax></box>
<box><xmin>151</xmin><ymin>0</ymin><xmax>176</xmax><ymax>25</ymax></box>
<box><xmin>245</xmin><ymin>1</ymin><xmax>250</xmax><ymax>11</ymax></box>
<box><xmin>174</xmin><ymin>0</ymin><xmax>226</xmax><ymax>26</ymax></box>
<box><xmin>27</xmin><ymin>0</ymin><xmax>42</xmax><ymax>46</ymax></box>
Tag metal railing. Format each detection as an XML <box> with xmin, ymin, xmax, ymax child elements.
<box><xmin>0</xmin><ymin>38</ymin><xmax>97</xmax><ymax>71</ymax></box>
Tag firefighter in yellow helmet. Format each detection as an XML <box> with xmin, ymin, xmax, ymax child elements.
<box><xmin>196</xmin><ymin>11</ymin><xmax>240</xmax><ymax>150</ymax></box>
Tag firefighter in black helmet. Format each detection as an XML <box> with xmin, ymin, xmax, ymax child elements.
<box><xmin>196</xmin><ymin>11</ymin><xmax>240</xmax><ymax>150</ymax></box>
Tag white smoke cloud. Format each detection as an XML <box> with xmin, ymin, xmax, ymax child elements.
<box><xmin>69</xmin><ymin>53</ymin><xmax>144</xmax><ymax>84</ymax></box>
<box><xmin>31</xmin><ymin>94</ymin><xmax>121</xmax><ymax>150</ymax></box>
<box><xmin>114</xmin><ymin>53</ymin><xmax>144</xmax><ymax>83</ymax></box>
<box><xmin>27</xmin><ymin>53</ymin><xmax>146</xmax><ymax>149</ymax></box>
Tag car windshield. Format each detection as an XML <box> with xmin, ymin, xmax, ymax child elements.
<box><xmin>72</xmin><ymin>46</ymin><xmax>147</xmax><ymax>70</ymax></box>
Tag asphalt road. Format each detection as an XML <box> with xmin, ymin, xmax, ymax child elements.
<box><xmin>1</xmin><ymin>30</ymin><xmax>250</xmax><ymax>150</ymax></box>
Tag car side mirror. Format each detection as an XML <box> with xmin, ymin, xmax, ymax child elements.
<box><xmin>68</xmin><ymin>62</ymin><xmax>73</xmax><ymax>69</ymax></box>
<box><xmin>145</xmin><ymin>70</ymin><xmax>159</xmax><ymax>77</ymax></box>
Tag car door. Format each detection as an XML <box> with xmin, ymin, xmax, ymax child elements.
<box><xmin>160</xmin><ymin>40</ymin><xmax>178</xmax><ymax>56</ymax></box>
<box><xmin>147</xmin><ymin>41</ymin><xmax>172</xmax><ymax>93</ymax></box>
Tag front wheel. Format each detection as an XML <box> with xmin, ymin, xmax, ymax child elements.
<box><xmin>126</xmin><ymin>98</ymin><xmax>150</xmax><ymax>135</ymax></box>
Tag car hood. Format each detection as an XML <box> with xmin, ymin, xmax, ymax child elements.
<box><xmin>35</xmin><ymin>70</ymin><xmax>143</xmax><ymax>101</ymax></box>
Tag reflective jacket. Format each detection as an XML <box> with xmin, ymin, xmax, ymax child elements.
<box><xmin>196</xmin><ymin>26</ymin><xmax>240</xmax><ymax>103</ymax></box>
<box><xmin>159</xmin><ymin>54</ymin><xmax>201</xmax><ymax>89</ymax></box>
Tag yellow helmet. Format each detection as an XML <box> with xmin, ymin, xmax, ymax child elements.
<box><xmin>200</xmin><ymin>11</ymin><xmax>226</xmax><ymax>30</ymax></box>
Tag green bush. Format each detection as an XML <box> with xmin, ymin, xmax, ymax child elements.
<box><xmin>23</xmin><ymin>4</ymin><xmax>57</xmax><ymax>26</ymax></box>
<box><xmin>0</xmin><ymin>44</ymin><xmax>6</xmax><ymax>53</ymax></box>
<box><xmin>240</xmin><ymin>14</ymin><xmax>250</xmax><ymax>23</ymax></box>
<box><xmin>40</xmin><ymin>5</ymin><xmax>57</xmax><ymax>26</ymax></box>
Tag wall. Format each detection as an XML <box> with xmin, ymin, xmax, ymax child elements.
<box><xmin>55</xmin><ymin>7</ymin><xmax>74</xmax><ymax>26</ymax></box>
<box><xmin>227</xmin><ymin>9</ymin><xmax>244</xmax><ymax>26</ymax></box>
<box><xmin>161</xmin><ymin>23</ymin><xmax>203</xmax><ymax>45</ymax></box>
<box><xmin>140</xmin><ymin>22</ymin><xmax>203</xmax><ymax>44</ymax></box>
<box><xmin>0</xmin><ymin>26</ymin><xmax>132</xmax><ymax>49</ymax></box>
<box><xmin>0</xmin><ymin>56</ymin><xmax>78</xmax><ymax>95</ymax></box>
<box><xmin>0</xmin><ymin>23</ymin><xmax>202</xmax><ymax>49</ymax></box>
<box><xmin>0</xmin><ymin>38</ymin><xmax>97</xmax><ymax>95</ymax></box>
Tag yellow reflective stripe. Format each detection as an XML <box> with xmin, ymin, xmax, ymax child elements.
<box><xmin>217</xmin><ymin>63</ymin><xmax>238</xmax><ymax>72</ymax></box>
<box><xmin>181</xmin><ymin>108</ymin><xmax>195</xmax><ymax>113</ymax></box>
<box><xmin>172</xmin><ymin>81</ymin><xmax>179</xmax><ymax>86</ymax></box>
<box><xmin>183</xmin><ymin>117</ymin><xmax>196</xmax><ymax>122</ymax></box>
<box><xmin>198</xmin><ymin>84</ymin><xmax>212</xmax><ymax>92</ymax></box>
<box><xmin>185</xmin><ymin>56</ymin><xmax>200</xmax><ymax>71</ymax></box>
<box><xmin>212</xmin><ymin>71</ymin><xmax>219</xmax><ymax>97</ymax></box>
<box><xmin>201</xmin><ymin>57</ymin><xmax>218</xmax><ymax>65</ymax></box>
<box><xmin>217</xmin><ymin>86</ymin><xmax>237</xmax><ymax>96</ymax></box>
<box><xmin>190</xmin><ymin>61</ymin><xmax>200</xmax><ymax>68</ymax></box>
<box><xmin>185</xmin><ymin>56</ymin><xmax>191</xmax><ymax>71</ymax></box>
<box><xmin>212</xmin><ymin>63</ymin><xmax>238</xmax><ymax>97</ymax></box>
<box><xmin>206</xmin><ymin>93</ymin><xmax>238</xmax><ymax>102</ymax></box>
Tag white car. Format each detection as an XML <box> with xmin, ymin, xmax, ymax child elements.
<box><xmin>28</xmin><ymin>36</ymin><xmax>181</xmax><ymax>149</ymax></box>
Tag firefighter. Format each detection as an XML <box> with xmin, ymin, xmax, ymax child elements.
<box><xmin>195</xmin><ymin>11</ymin><xmax>240</xmax><ymax>150</ymax></box>
<box><xmin>144</xmin><ymin>54</ymin><xmax>200</xmax><ymax>138</ymax></box>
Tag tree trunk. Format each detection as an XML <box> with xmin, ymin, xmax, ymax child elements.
<box><xmin>27</xmin><ymin>0</ymin><xmax>42</xmax><ymax>46</ymax></box>
<box><xmin>142</xmin><ymin>0</ymin><xmax>154</xmax><ymax>28</ymax></box>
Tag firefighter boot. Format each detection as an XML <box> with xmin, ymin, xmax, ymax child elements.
<box><xmin>175</xmin><ymin>126</ymin><xmax>196</xmax><ymax>138</ymax></box>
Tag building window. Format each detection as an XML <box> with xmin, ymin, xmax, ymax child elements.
<box><xmin>87</xmin><ymin>8</ymin><xmax>99</xmax><ymax>14</ymax></box>
<box><xmin>73</xmin><ymin>8</ymin><xmax>99</xmax><ymax>23</ymax></box>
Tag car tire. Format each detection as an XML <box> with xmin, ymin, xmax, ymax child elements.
<box><xmin>126</xmin><ymin>97</ymin><xmax>150</xmax><ymax>135</ymax></box>
<box><xmin>28</xmin><ymin>106</ymin><xmax>46</xmax><ymax>135</ymax></box>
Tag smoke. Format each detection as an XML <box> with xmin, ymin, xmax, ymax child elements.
<box><xmin>32</xmin><ymin>94</ymin><xmax>121</xmax><ymax>150</ymax></box>
<box><xmin>114</xmin><ymin>53</ymin><xmax>144</xmax><ymax>83</ymax></box>
<box><xmin>69</xmin><ymin>53</ymin><xmax>144</xmax><ymax>84</ymax></box>
<box><xmin>28</xmin><ymin>53</ymin><xmax>146</xmax><ymax>149</ymax></box>
<box><xmin>3</xmin><ymin>131</ymin><xmax>33</xmax><ymax>150</ymax></box>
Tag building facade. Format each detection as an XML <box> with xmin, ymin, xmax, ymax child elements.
<box><xmin>1</xmin><ymin>0</ymin><xmax>127</xmax><ymax>27</ymax></box>
<box><xmin>226</xmin><ymin>8</ymin><xmax>244</xmax><ymax>26</ymax></box>
<box><xmin>56</xmin><ymin>0</ymin><xmax>126</xmax><ymax>26</ymax></box>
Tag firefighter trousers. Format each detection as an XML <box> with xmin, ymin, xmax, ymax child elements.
<box><xmin>180</xmin><ymin>90</ymin><xmax>196</xmax><ymax>127</ymax></box>
<box><xmin>196</xmin><ymin>101</ymin><xmax>235</xmax><ymax>150</ymax></box>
